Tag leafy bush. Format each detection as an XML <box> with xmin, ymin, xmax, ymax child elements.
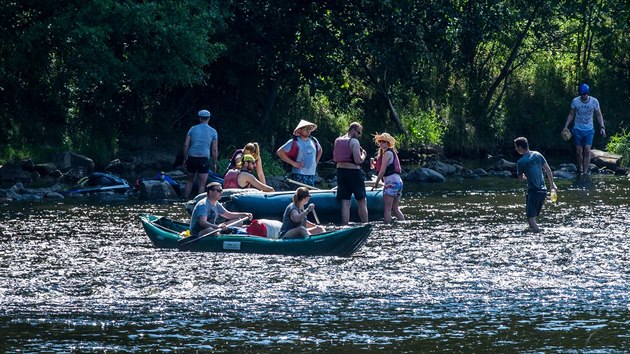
<box><xmin>606</xmin><ymin>129</ymin><xmax>630</xmax><ymax>167</ymax></box>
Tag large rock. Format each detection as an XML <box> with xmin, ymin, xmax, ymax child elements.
<box><xmin>139</xmin><ymin>180</ymin><xmax>179</xmax><ymax>200</ymax></box>
<box><xmin>494</xmin><ymin>158</ymin><xmax>517</xmax><ymax>173</ymax></box>
<box><xmin>425</xmin><ymin>160</ymin><xmax>457</xmax><ymax>175</ymax></box>
<box><xmin>0</xmin><ymin>162</ymin><xmax>35</xmax><ymax>185</ymax></box>
<box><xmin>50</xmin><ymin>152</ymin><xmax>95</xmax><ymax>173</ymax></box>
<box><xmin>591</xmin><ymin>149</ymin><xmax>622</xmax><ymax>170</ymax></box>
<box><xmin>404</xmin><ymin>167</ymin><xmax>446</xmax><ymax>183</ymax></box>
<box><xmin>553</xmin><ymin>170</ymin><xmax>574</xmax><ymax>180</ymax></box>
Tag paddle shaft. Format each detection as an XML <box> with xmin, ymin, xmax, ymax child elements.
<box><xmin>180</xmin><ymin>216</ymin><xmax>249</xmax><ymax>246</ymax></box>
<box><xmin>286</xmin><ymin>178</ymin><xmax>320</xmax><ymax>190</ymax></box>
<box><xmin>311</xmin><ymin>208</ymin><xmax>320</xmax><ymax>225</ymax></box>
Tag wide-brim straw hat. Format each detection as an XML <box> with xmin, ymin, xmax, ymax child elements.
<box><xmin>374</xmin><ymin>132</ymin><xmax>396</xmax><ymax>147</ymax></box>
<box><xmin>561</xmin><ymin>128</ymin><xmax>572</xmax><ymax>141</ymax></box>
<box><xmin>293</xmin><ymin>119</ymin><xmax>317</xmax><ymax>135</ymax></box>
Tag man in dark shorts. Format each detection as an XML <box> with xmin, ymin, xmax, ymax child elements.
<box><xmin>333</xmin><ymin>122</ymin><xmax>368</xmax><ymax>225</ymax></box>
<box><xmin>182</xmin><ymin>109</ymin><xmax>218</xmax><ymax>199</ymax></box>
<box><xmin>514</xmin><ymin>137</ymin><xmax>557</xmax><ymax>232</ymax></box>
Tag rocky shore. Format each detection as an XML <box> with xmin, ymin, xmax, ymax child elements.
<box><xmin>0</xmin><ymin>149</ymin><xmax>625</xmax><ymax>203</ymax></box>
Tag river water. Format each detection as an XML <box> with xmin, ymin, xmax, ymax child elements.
<box><xmin>1</xmin><ymin>174</ymin><xmax>629</xmax><ymax>352</ymax></box>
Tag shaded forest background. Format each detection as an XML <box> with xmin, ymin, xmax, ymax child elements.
<box><xmin>1</xmin><ymin>0</ymin><xmax>628</xmax><ymax>167</ymax></box>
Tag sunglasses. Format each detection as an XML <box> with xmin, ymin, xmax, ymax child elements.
<box><xmin>212</xmin><ymin>188</ymin><xmax>223</xmax><ymax>193</ymax></box>
<box><xmin>378</xmin><ymin>140</ymin><xmax>387</xmax><ymax>144</ymax></box>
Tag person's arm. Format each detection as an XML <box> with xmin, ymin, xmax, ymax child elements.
<box><xmin>563</xmin><ymin>108</ymin><xmax>576</xmax><ymax>131</ymax></box>
<box><xmin>596</xmin><ymin>109</ymin><xmax>606</xmax><ymax>137</ymax></box>
<box><xmin>255</xmin><ymin>157</ymin><xmax>266</xmax><ymax>184</ymax></box>
<box><xmin>241</xmin><ymin>172</ymin><xmax>274</xmax><ymax>192</ymax></box>
<box><xmin>516</xmin><ymin>162</ymin><xmax>526</xmax><ymax>182</ymax></box>
<box><xmin>221</xmin><ymin>210</ymin><xmax>253</xmax><ymax>221</ymax></box>
<box><xmin>182</xmin><ymin>135</ymin><xmax>191</xmax><ymax>165</ymax></box>
<box><xmin>290</xmin><ymin>204</ymin><xmax>312</xmax><ymax>223</ymax></box>
<box><xmin>542</xmin><ymin>162</ymin><xmax>557</xmax><ymax>191</ymax></box>
<box><xmin>350</xmin><ymin>139</ymin><xmax>366</xmax><ymax>165</ymax></box>
<box><xmin>197</xmin><ymin>215</ymin><xmax>220</xmax><ymax>231</ymax></box>
<box><xmin>211</xmin><ymin>139</ymin><xmax>218</xmax><ymax>172</ymax></box>
<box><xmin>277</xmin><ymin>144</ymin><xmax>303</xmax><ymax>169</ymax></box>
<box><xmin>315</xmin><ymin>142</ymin><xmax>323</xmax><ymax>164</ymax></box>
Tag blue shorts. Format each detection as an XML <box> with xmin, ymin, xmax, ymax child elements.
<box><xmin>336</xmin><ymin>168</ymin><xmax>366</xmax><ymax>201</ymax></box>
<box><xmin>186</xmin><ymin>156</ymin><xmax>210</xmax><ymax>174</ymax></box>
<box><xmin>291</xmin><ymin>173</ymin><xmax>315</xmax><ymax>187</ymax></box>
<box><xmin>572</xmin><ymin>128</ymin><xmax>594</xmax><ymax>147</ymax></box>
<box><xmin>526</xmin><ymin>190</ymin><xmax>547</xmax><ymax>218</ymax></box>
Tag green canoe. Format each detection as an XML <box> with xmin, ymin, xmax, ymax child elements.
<box><xmin>139</xmin><ymin>214</ymin><xmax>371</xmax><ymax>257</ymax></box>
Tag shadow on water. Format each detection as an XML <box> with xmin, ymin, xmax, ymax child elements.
<box><xmin>1</xmin><ymin>174</ymin><xmax>629</xmax><ymax>352</ymax></box>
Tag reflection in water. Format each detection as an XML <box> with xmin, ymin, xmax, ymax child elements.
<box><xmin>0</xmin><ymin>175</ymin><xmax>629</xmax><ymax>352</ymax></box>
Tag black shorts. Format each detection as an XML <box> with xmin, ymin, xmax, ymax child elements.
<box><xmin>526</xmin><ymin>190</ymin><xmax>546</xmax><ymax>218</ymax></box>
<box><xmin>186</xmin><ymin>156</ymin><xmax>210</xmax><ymax>174</ymax></box>
<box><xmin>336</xmin><ymin>168</ymin><xmax>366</xmax><ymax>201</ymax></box>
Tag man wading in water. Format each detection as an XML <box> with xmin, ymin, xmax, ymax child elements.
<box><xmin>514</xmin><ymin>137</ymin><xmax>557</xmax><ymax>232</ymax></box>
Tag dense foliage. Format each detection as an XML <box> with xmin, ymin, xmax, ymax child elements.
<box><xmin>1</xmin><ymin>0</ymin><xmax>628</xmax><ymax>166</ymax></box>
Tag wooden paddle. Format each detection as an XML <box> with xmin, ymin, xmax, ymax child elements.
<box><xmin>286</xmin><ymin>178</ymin><xmax>320</xmax><ymax>190</ymax></box>
<box><xmin>178</xmin><ymin>216</ymin><xmax>250</xmax><ymax>247</ymax></box>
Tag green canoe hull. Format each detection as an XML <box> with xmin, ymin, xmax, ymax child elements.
<box><xmin>140</xmin><ymin>214</ymin><xmax>371</xmax><ymax>257</ymax></box>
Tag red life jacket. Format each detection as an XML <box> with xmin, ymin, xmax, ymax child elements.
<box><xmin>333</xmin><ymin>136</ymin><xmax>357</xmax><ymax>164</ymax></box>
<box><xmin>376</xmin><ymin>149</ymin><xmax>401</xmax><ymax>176</ymax></box>
<box><xmin>224</xmin><ymin>169</ymin><xmax>253</xmax><ymax>189</ymax></box>
<box><xmin>286</xmin><ymin>136</ymin><xmax>321</xmax><ymax>161</ymax></box>
<box><xmin>223</xmin><ymin>169</ymin><xmax>240</xmax><ymax>188</ymax></box>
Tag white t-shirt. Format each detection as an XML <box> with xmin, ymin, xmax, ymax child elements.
<box><xmin>280</xmin><ymin>137</ymin><xmax>319</xmax><ymax>176</ymax></box>
<box><xmin>571</xmin><ymin>96</ymin><xmax>600</xmax><ymax>131</ymax></box>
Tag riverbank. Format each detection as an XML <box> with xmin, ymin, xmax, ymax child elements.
<box><xmin>0</xmin><ymin>148</ymin><xmax>626</xmax><ymax>203</ymax></box>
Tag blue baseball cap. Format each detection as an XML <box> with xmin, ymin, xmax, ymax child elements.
<box><xmin>198</xmin><ymin>110</ymin><xmax>211</xmax><ymax>118</ymax></box>
<box><xmin>578</xmin><ymin>83</ymin><xmax>589</xmax><ymax>95</ymax></box>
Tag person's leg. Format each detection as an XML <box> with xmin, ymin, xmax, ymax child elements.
<box><xmin>197</xmin><ymin>173</ymin><xmax>208</xmax><ymax>195</ymax></box>
<box><xmin>575</xmin><ymin>145</ymin><xmax>584</xmax><ymax>173</ymax></box>
<box><xmin>392</xmin><ymin>195</ymin><xmax>405</xmax><ymax>221</ymax></box>
<box><xmin>340</xmin><ymin>199</ymin><xmax>351</xmax><ymax>225</ymax></box>
<box><xmin>184</xmin><ymin>172</ymin><xmax>195</xmax><ymax>199</ymax></box>
<box><xmin>283</xmin><ymin>226</ymin><xmax>309</xmax><ymax>239</ymax></box>
<box><xmin>583</xmin><ymin>145</ymin><xmax>592</xmax><ymax>174</ymax></box>
<box><xmin>307</xmin><ymin>225</ymin><xmax>326</xmax><ymax>235</ymax></box>
<box><xmin>383</xmin><ymin>194</ymin><xmax>394</xmax><ymax>223</ymax></box>
<box><xmin>527</xmin><ymin>217</ymin><xmax>539</xmax><ymax>231</ymax></box>
<box><xmin>356</xmin><ymin>198</ymin><xmax>368</xmax><ymax>223</ymax></box>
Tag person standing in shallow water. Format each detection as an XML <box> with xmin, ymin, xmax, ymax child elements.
<box><xmin>562</xmin><ymin>83</ymin><xmax>606</xmax><ymax>175</ymax></box>
<box><xmin>514</xmin><ymin>137</ymin><xmax>557</xmax><ymax>232</ymax></box>
<box><xmin>371</xmin><ymin>132</ymin><xmax>405</xmax><ymax>223</ymax></box>
<box><xmin>182</xmin><ymin>109</ymin><xmax>218</xmax><ymax>199</ymax></box>
<box><xmin>333</xmin><ymin>122</ymin><xmax>368</xmax><ymax>225</ymax></box>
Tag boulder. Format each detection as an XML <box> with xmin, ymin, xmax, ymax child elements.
<box><xmin>404</xmin><ymin>167</ymin><xmax>446</xmax><ymax>183</ymax></box>
<box><xmin>591</xmin><ymin>149</ymin><xmax>622</xmax><ymax>170</ymax></box>
<box><xmin>488</xmin><ymin>170</ymin><xmax>513</xmax><ymax>178</ymax></box>
<box><xmin>559</xmin><ymin>163</ymin><xmax>578</xmax><ymax>174</ymax></box>
<box><xmin>473</xmin><ymin>168</ymin><xmax>488</xmax><ymax>177</ymax></box>
<box><xmin>553</xmin><ymin>170</ymin><xmax>574</xmax><ymax>180</ymax></box>
<box><xmin>0</xmin><ymin>162</ymin><xmax>34</xmax><ymax>185</ymax></box>
<box><xmin>426</xmin><ymin>160</ymin><xmax>457</xmax><ymax>175</ymax></box>
<box><xmin>50</xmin><ymin>152</ymin><xmax>95</xmax><ymax>173</ymax></box>
<box><xmin>494</xmin><ymin>158</ymin><xmax>517</xmax><ymax>173</ymax></box>
<box><xmin>139</xmin><ymin>180</ymin><xmax>179</xmax><ymax>200</ymax></box>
